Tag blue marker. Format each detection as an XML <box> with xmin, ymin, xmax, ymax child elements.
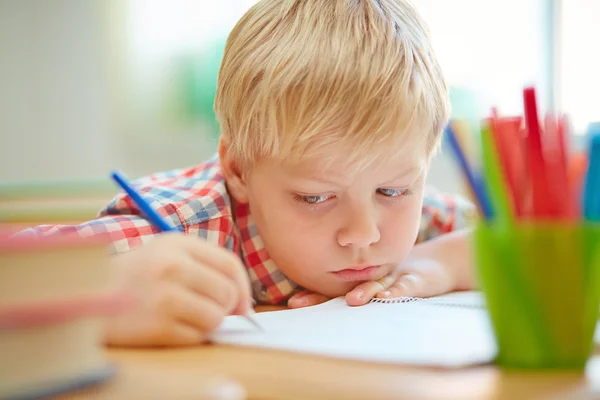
<box><xmin>583</xmin><ymin>131</ymin><xmax>600</xmax><ymax>221</ymax></box>
<box><xmin>444</xmin><ymin>124</ymin><xmax>493</xmax><ymax>220</ymax></box>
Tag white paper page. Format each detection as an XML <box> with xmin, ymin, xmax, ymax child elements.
<box><xmin>213</xmin><ymin>291</ymin><xmax>600</xmax><ymax>367</ymax></box>
<box><xmin>211</xmin><ymin>291</ymin><xmax>497</xmax><ymax>367</ymax></box>
<box><xmin>387</xmin><ymin>290</ymin><xmax>487</xmax><ymax>308</ymax></box>
<box><xmin>428</xmin><ymin>292</ymin><xmax>600</xmax><ymax>345</ymax></box>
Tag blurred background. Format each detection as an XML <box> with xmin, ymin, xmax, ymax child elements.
<box><xmin>0</xmin><ymin>0</ymin><xmax>598</xmax><ymax>195</ymax></box>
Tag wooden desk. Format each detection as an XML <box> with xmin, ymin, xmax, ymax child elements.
<box><xmin>65</xmin><ymin>307</ymin><xmax>600</xmax><ymax>400</ymax></box>
<box><xmin>99</xmin><ymin>346</ymin><xmax>600</xmax><ymax>400</ymax></box>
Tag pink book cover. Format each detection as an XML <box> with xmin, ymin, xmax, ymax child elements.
<box><xmin>0</xmin><ymin>292</ymin><xmax>130</xmax><ymax>330</ymax></box>
<box><xmin>0</xmin><ymin>230</ymin><xmax>112</xmax><ymax>252</ymax></box>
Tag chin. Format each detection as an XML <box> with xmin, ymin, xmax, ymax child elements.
<box><xmin>304</xmin><ymin>281</ymin><xmax>360</xmax><ymax>298</ymax></box>
<box><xmin>289</xmin><ymin>265</ymin><xmax>396</xmax><ymax>298</ymax></box>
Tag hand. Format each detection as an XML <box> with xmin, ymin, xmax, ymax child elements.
<box><xmin>345</xmin><ymin>258</ymin><xmax>456</xmax><ymax>306</ymax></box>
<box><xmin>288</xmin><ymin>258</ymin><xmax>456</xmax><ymax>309</ymax></box>
<box><xmin>105</xmin><ymin>234</ymin><xmax>252</xmax><ymax>347</ymax></box>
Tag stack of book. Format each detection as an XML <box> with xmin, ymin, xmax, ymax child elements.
<box><xmin>0</xmin><ymin>233</ymin><xmax>128</xmax><ymax>400</ymax></box>
<box><xmin>0</xmin><ymin>180</ymin><xmax>116</xmax><ymax>226</ymax></box>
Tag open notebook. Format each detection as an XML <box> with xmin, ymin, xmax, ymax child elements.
<box><xmin>211</xmin><ymin>291</ymin><xmax>496</xmax><ymax>368</ymax></box>
<box><xmin>212</xmin><ymin>291</ymin><xmax>600</xmax><ymax>368</ymax></box>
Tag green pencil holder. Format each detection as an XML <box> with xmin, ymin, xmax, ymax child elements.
<box><xmin>475</xmin><ymin>222</ymin><xmax>600</xmax><ymax>369</ymax></box>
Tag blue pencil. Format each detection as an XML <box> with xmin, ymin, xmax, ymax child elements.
<box><xmin>110</xmin><ymin>170</ymin><xmax>175</xmax><ymax>232</ymax></box>
<box><xmin>444</xmin><ymin>124</ymin><xmax>493</xmax><ymax>220</ymax></box>
<box><xmin>110</xmin><ymin>170</ymin><xmax>262</xmax><ymax>330</ymax></box>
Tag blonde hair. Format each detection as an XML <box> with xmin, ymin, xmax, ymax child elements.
<box><xmin>214</xmin><ymin>0</ymin><xmax>449</xmax><ymax>171</ymax></box>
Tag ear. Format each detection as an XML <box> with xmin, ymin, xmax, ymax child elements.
<box><xmin>218</xmin><ymin>137</ymin><xmax>249</xmax><ymax>203</ymax></box>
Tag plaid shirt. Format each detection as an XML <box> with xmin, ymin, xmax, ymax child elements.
<box><xmin>25</xmin><ymin>155</ymin><xmax>475</xmax><ymax>305</ymax></box>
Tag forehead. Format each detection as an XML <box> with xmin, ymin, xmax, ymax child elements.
<box><xmin>281</xmin><ymin>143</ymin><xmax>428</xmax><ymax>182</ymax></box>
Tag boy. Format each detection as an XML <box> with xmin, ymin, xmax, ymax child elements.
<box><xmin>23</xmin><ymin>0</ymin><xmax>476</xmax><ymax>346</ymax></box>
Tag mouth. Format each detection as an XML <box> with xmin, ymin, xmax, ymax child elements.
<box><xmin>330</xmin><ymin>265</ymin><xmax>383</xmax><ymax>282</ymax></box>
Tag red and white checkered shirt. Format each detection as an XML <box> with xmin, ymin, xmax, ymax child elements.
<box><xmin>24</xmin><ymin>155</ymin><xmax>475</xmax><ymax>305</ymax></box>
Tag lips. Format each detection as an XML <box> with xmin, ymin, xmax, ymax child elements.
<box><xmin>331</xmin><ymin>265</ymin><xmax>383</xmax><ymax>281</ymax></box>
<box><xmin>345</xmin><ymin>265</ymin><xmax>374</xmax><ymax>271</ymax></box>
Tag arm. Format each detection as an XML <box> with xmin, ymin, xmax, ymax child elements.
<box><xmin>408</xmin><ymin>186</ymin><xmax>478</xmax><ymax>292</ymax></box>
<box><xmin>15</xmin><ymin>185</ymin><xmax>252</xmax><ymax>346</ymax></box>
<box><xmin>15</xmin><ymin>188</ymin><xmax>164</xmax><ymax>253</ymax></box>
<box><xmin>19</xmin><ymin>214</ymin><xmax>160</xmax><ymax>253</ymax></box>
<box><xmin>406</xmin><ymin>227</ymin><xmax>476</xmax><ymax>292</ymax></box>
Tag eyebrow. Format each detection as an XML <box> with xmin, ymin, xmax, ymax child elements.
<box><xmin>293</xmin><ymin>175</ymin><xmax>350</xmax><ymax>187</ymax></box>
<box><xmin>292</xmin><ymin>165</ymin><xmax>423</xmax><ymax>187</ymax></box>
<box><xmin>380</xmin><ymin>166</ymin><xmax>424</xmax><ymax>185</ymax></box>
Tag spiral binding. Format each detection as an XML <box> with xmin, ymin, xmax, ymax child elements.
<box><xmin>369</xmin><ymin>296</ymin><xmax>425</xmax><ymax>304</ymax></box>
<box><xmin>369</xmin><ymin>296</ymin><xmax>485</xmax><ymax>309</ymax></box>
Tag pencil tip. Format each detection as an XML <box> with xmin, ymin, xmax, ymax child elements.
<box><xmin>245</xmin><ymin>315</ymin><xmax>263</xmax><ymax>331</ymax></box>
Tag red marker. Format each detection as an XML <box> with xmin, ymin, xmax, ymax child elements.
<box><xmin>523</xmin><ymin>87</ymin><xmax>551</xmax><ymax>219</ymax></box>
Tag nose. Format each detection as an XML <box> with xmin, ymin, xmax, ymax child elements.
<box><xmin>336</xmin><ymin>204</ymin><xmax>381</xmax><ymax>249</ymax></box>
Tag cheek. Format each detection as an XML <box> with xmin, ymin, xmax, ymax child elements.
<box><xmin>249</xmin><ymin>195</ymin><xmax>331</xmax><ymax>268</ymax></box>
<box><xmin>252</xmin><ymin>194</ymin><xmax>320</xmax><ymax>237</ymax></box>
<box><xmin>379</xmin><ymin>196</ymin><xmax>424</xmax><ymax>252</ymax></box>
<box><xmin>271</xmin><ymin>211</ymin><xmax>332</xmax><ymax>260</ymax></box>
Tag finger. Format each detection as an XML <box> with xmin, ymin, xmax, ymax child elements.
<box><xmin>289</xmin><ymin>290</ymin><xmax>311</xmax><ymax>301</ymax></box>
<box><xmin>287</xmin><ymin>290</ymin><xmax>312</xmax><ymax>304</ymax></box>
<box><xmin>345</xmin><ymin>274</ymin><xmax>398</xmax><ymax>306</ymax></box>
<box><xmin>182</xmin><ymin>237</ymin><xmax>252</xmax><ymax>313</ymax></box>
<box><xmin>376</xmin><ymin>274</ymin><xmax>423</xmax><ymax>299</ymax></box>
<box><xmin>178</xmin><ymin>257</ymin><xmax>239</xmax><ymax>313</ymax></box>
<box><xmin>167</xmin><ymin>286</ymin><xmax>228</xmax><ymax>332</ymax></box>
<box><xmin>288</xmin><ymin>292</ymin><xmax>330</xmax><ymax>309</ymax></box>
<box><xmin>231</xmin><ymin>298</ymin><xmax>255</xmax><ymax>316</ymax></box>
<box><xmin>159</xmin><ymin>323</ymin><xmax>206</xmax><ymax>346</ymax></box>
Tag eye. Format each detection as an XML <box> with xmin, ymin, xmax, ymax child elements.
<box><xmin>377</xmin><ymin>188</ymin><xmax>410</xmax><ymax>197</ymax></box>
<box><xmin>294</xmin><ymin>194</ymin><xmax>334</xmax><ymax>204</ymax></box>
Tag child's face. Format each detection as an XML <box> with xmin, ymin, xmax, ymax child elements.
<box><xmin>235</xmin><ymin>145</ymin><xmax>428</xmax><ymax>298</ymax></box>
